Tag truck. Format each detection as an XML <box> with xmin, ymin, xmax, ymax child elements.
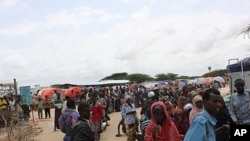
<box><xmin>227</xmin><ymin>57</ymin><xmax>250</xmax><ymax>93</ymax></box>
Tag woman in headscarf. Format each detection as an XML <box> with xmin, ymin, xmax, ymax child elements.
<box><xmin>189</xmin><ymin>95</ymin><xmax>203</xmax><ymax>124</ymax></box>
<box><xmin>176</xmin><ymin>96</ymin><xmax>187</xmax><ymax>110</ymax></box>
<box><xmin>214</xmin><ymin>96</ymin><xmax>233</xmax><ymax>141</ymax></box>
<box><xmin>144</xmin><ymin>101</ymin><xmax>181</xmax><ymax>141</ymax></box>
<box><xmin>121</xmin><ymin>95</ymin><xmax>137</xmax><ymax>141</ymax></box>
<box><xmin>172</xmin><ymin>108</ymin><xmax>189</xmax><ymax>138</ymax></box>
<box><xmin>164</xmin><ymin>100</ymin><xmax>174</xmax><ymax>119</ymax></box>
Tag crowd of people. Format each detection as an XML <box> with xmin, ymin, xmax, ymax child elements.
<box><xmin>0</xmin><ymin>94</ymin><xmax>30</xmax><ymax>126</ymax></box>
<box><xmin>59</xmin><ymin>77</ymin><xmax>249</xmax><ymax>141</ymax></box>
<box><xmin>1</xmin><ymin>77</ymin><xmax>249</xmax><ymax>141</ymax></box>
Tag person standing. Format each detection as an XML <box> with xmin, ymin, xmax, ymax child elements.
<box><xmin>99</xmin><ymin>92</ymin><xmax>108</xmax><ymax>121</ymax></box>
<box><xmin>59</xmin><ymin>99</ymin><xmax>79</xmax><ymax>141</ymax></box>
<box><xmin>51</xmin><ymin>92</ymin><xmax>63</xmax><ymax>131</ymax></box>
<box><xmin>113</xmin><ymin>89</ymin><xmax>120</xmax><ymax>112</ymax></box>
<box><xmin>43</xmin><ymin>95</ymin><xmax>51</xmax><ymax>119</ymax></box>
<box><xmin>8</xmin><ymin>97</ymin><xmax>16</xmax><ymax>111</ymax></box>
<box><xmin>144</xmin><ymin>101</ymin><xmax>180</xmax><ymax>141</ymax></box>
<box><xmin>121</xmin><ymin>95</ymin><xmax>137</xmax><ymax>141</ymax></box>
<box><xmin>71</xmin><ymin>102</ymin><xmax>95</xmax><ymax>141</ymax></box>
<box><xmin>184</xmin><ymin>88</ymin><xmax>224</xmax><ymax>141</ymax></box>
<box><xmin>89</xmin><ymin>92</ymin><xmax>103</xmax><ymax>141</ymax></box>
<box><xmin>140</xmin><ymin>91</ymin><xmax>157</xmax><ymax>122</ymax></box>
<box><xmin>172</xmin><ymin>108</ymin><xmax>189</xmax><ymax>137</ymax></box>
<box><xmin>214</xmin><ymin>97</ymin><xmax>233</xmax><ymax>141</ymax></box>
<box><xmin>15</xmin><ymin>95</ymin><xmax>23</xmax><ymax>121</ymax></box>
<box><xmin>229</xmin><ymin>78</ymin><xmax>250</xmax><ymax>125</ymax></box>
<box><xmin>37</xmin><ymin>98</ymin><xmax>43</xmax><ymax>119</ymax></box>
<box><xmin>189</xmin><ymin>94</ymin><xmax>203</xmax><ymax>124</ymax></box>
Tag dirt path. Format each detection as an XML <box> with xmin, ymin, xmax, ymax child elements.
<box><xmin>31</xmin><ymin>108</ymin><xmax>132</xmax><ymax>141</ymax></box>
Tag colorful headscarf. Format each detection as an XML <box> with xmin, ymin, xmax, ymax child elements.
<box><xmin>189</xmin><ymin>95</ymin><xmax>203</xmax><ymax>124</ymax></box>
<box><xmin>173</xmin><ymin>108</ymin><xmax>190</xmax><ymax>135</ymax></box>
<box><xmin>144</xmin><ymin>101</ymin><xmax>181</xmax><ymax>141</ymax></box>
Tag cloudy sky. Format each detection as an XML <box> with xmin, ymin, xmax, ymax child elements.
<box><xmin>0</xmin><ymin>0</ymin><xmax>250</xmax><ymax>87</ymax></box>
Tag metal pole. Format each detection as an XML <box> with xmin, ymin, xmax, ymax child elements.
<box><xmin>227</xmin><ymin>58</ymin><xmax>239</xmax><ymax>94</ymax></box>
<box><xmin>240</xmin><ymin>60</ymin><xmax>245</xmax><ymax>81</ymax></box>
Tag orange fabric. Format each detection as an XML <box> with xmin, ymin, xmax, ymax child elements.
<box><xmin>144</xmin><ymin>101</ymin><xmax>181</xmax><ymax>141</ymax></box>
<box><xmin>38</xmin><ymin>88</ymin><xmax>61</xmax><ymax>100</ymax></box>
<box><xmin>65</xmin><ymin>87</ymin><xmax>82</xmax><ymax>99</ymax></box>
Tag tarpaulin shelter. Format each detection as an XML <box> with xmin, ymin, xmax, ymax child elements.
<box><xmin>64</xmin><ymin>87</ymin><xmax>83</xmax><ymax>99</ymax></box>
<box><xmin>37</xmin><ymin>88</ymin><xmax>62</xmax><ymax>100</ymax></box>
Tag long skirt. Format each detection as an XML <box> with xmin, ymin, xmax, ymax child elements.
<box><xmin>125</xmin><ymin>123</ymin><xmax>137</xmax><ymax>141</ymax></box>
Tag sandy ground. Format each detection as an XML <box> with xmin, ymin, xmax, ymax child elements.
<box><xmin>30</xmin><ymin>108</ymin><xmax>132</xmax><ymax>141</ymax></box>
<box><xmin>32</xmin><ymin>108</ymin><xmax>137</xmax><ymax>141</ymax></box>
<box><xmin>0</xmin><ymin>107</ymin><xmax>139</xmax><ymax>141</ymax></box>
<box><xmin>0</xmin><ymin>85</ymin><xmax>230</xmax><ymax>141</ymax></box>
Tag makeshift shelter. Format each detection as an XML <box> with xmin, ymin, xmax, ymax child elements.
<box><xmin>64</xmin><ymin>87</ymin><xmax>83</xmax><ymax>99</ymax></box>
<box><xmin>37</xmin><ymin>88</ymin><xmax>62</xmax><ymax>100</ymax></box>
<box><xmin>227</xmin><ymin>57</ymin><xmax>250</xmax><ymax>93</ymax></box>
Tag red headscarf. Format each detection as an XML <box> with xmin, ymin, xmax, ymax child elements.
<box><xmin>144</xmin><ymin>101</ymin><xmax>181</xmax><ymax>141</ymax></box>
<box><xmin>173</xmin><ymin>108</ymin><xmax>190</xmax><ymax>135</ymax></box>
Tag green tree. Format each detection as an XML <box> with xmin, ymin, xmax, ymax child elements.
<box><xmin>100</xmin><ymin>68</ymin><xmax>228</xmax><ymax>85</ymax></box>
<box><xmin>155</xmin><ymin>73</ymin><xmax>169</xmax><ymax>81</ymax></box>
<box><xmin>101</xmin><ymin>72</ymin><xmax>128</xmax><ymax>80</ymax></box>
<box><xmin>125</xmin><ymin>73</ymin><xmax>154</xmax><ymax>83</ymax></box>
<box><xmin>202</xmin><ymin>69</ymin><xmax>227</xmax><ymax>77</ymax></box>
<box><xmin>155</xmin><ymin>73</ymin><xmax>179</xmax><ymax>81</ymax></box>
<box><xmin>166</xmin><ymin>73</ymin><xmax>178</xmax><ymax>80</ymax></box>
<box><xmin>177</xmin><ymin>75</ymin><xmax>190</xmax><ymax>80</ymax></box>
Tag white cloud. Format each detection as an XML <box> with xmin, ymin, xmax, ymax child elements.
<box><xmin>0</xmin><ymin>0</ymin><xmax>250</xmax><ymax>87</ymax></box>
<box><xmin>130</xmin><ymin>6</ymin><xmax>151</xmax><ymax>20</ymax></box>
<box><xmin>0</xmin><ymin>0</ymin><xmax>29</xmax><ymax>13</ymax></box>
<box><xmin>0</xmin><ymin>0</ymin><xmax>17</xmax><ymax>9</ymax></box>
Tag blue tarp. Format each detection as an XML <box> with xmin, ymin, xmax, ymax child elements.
<box><xmin>227</xmin><ymin>57</ymin><xmax>250</xmax><ymax>72</ymax></box>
